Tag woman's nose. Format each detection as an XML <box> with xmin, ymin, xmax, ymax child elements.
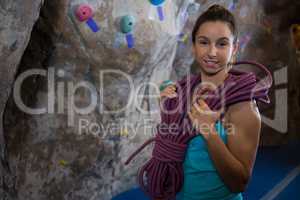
<box><xmin>208</xmin><ymin>45</ymin><xmax>217</xmax><ymax>57</ymax></box>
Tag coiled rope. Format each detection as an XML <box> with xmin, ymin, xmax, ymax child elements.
<box><xmin>125</xmin><ymin>61</ymin><xmax>273</xmax><ymax>200</ymax></box>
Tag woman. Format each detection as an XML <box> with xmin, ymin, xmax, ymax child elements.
<box><xmin>160</xmin><ymin>5</ymin><xmax>261</xmax><ymax>200</ymax></box>
<box><xmin>125</xmin><ymin>4</ymin><xmax>271</xmax><ymax>200</ymax></box>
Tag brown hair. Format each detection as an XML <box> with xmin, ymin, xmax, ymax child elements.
<box><xmin>192</xmin><ymin>4</ymin><xmax>238</xmax><ymax>44</ymax></box>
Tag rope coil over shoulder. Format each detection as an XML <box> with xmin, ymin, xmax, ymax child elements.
<box><xmin>124</xmin><ymin>61</ymin><xmax>273</xmax><ymax>200</ymax></box>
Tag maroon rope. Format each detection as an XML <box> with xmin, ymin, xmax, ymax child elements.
<box><xmin>124</xmin><ymin>61</ymin><xmax>273</xmax><ymax>200</ymax></box>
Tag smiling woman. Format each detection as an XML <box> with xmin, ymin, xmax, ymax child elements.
<box><xmin>177</xmin><ymin>5</ymin><xmax>265</xmax><ymax>200</ymax></box>
<box><xmin>178</xmin><ymin>5</ymin><xmax>252</xmax><ymax>200</ymax></box>
<box><xmin>191</xmin><ymin>4</ymin><xmax>238</xmax><ymax>80</ymax></box>
<box><xmin>193</xmin><ymin>21</ymin><xmax>236</xmax><ymax>76</ymax></box>
<box><xmin>124</xmin><ymin>4</ymin><xmax>273</xmax><ymax>200</ymax></box>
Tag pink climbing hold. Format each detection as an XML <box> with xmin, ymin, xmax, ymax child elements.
<box><xmin>75</xmin><ymin>4</ymin><xmax>94</xmax><ymax>22</ymax></box>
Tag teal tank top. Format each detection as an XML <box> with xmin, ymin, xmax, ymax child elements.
<box><xmin>176</xmin><ymin>121</ymin><xmax>243</xmax><ymax>200</ymax></box>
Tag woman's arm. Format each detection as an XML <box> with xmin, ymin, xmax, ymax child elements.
<box><xmin>205</xmin><ymin>101</ymin><xmax>261</xmax><ymax>193</ymax></box>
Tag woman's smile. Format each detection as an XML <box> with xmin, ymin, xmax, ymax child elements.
<box><xmin>203</xmin><ymin>59</ymin><xmax>219</xmax><ymax>68</ymax></box>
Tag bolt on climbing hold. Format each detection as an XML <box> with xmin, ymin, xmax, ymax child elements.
<box><xmin>228</xmin><ymin>0</ymin><xmax>238</xmax><ymax>11</ymax></box>
<box><xmin>75</xmin><ymin>4</ymin><xmax>100</xmax><ymax>32</ymax></box>
<box><xmin>120</xmin><ymin>15</ymin><xmax>135</xmax><ymax>48</ymax></box>
<box><xmin>149</xmin><ymin>0</ymin><xmax>166</xmax><ymax>21</ymax></box>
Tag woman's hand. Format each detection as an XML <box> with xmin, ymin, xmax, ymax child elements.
<box><xmin>159</xmin><ymin>83</ymin><xmax>177</xmax><ymax>100</ymax></box>
<box><xmin>188</xmin><ymin>98</ymin><xmax>221</xmax><ymax>139</ymax></box>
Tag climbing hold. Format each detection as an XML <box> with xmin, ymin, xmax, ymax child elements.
<box><xmin>75</xmin><ymin>4</ymin><xmax>100</xmax><ymax>32</ymax></box>
<box><xmin>59</xmin><ymin>160</ymin><xmax>68</xmax><ymax>166</ymax></box>
<box><xmin>149</xmin><ymin>0</ymin><xmax>165</xmax><ymax>6</ymax></box>
<box><xmin>120</xmin><ymin>127</ymin><xmax>129</xmax><ymax>137</ymax></box>
<box><xmin>120</xmin><ymin>15</ymin><xmax>135</xmax><ymax>34</ymax></box>
<box><xmin>75</xmin><ymin>4</ymin><xmax>93</xmax><ymax>22</ymax></box>
<box><xmin>177</xmin><ymin>32</ymin><xmax>189</xmax><ymax>43</ymax></box>
<box><xmin>120</xmin><ymin>15</ymin><xmax>135</xmax><ymax>48</ymax></box>
<box><xmin>177</xmin><ymin>2</ymin><xmax>200</xmax><ymax>34</ymax></box>
<box><xmin>187</xmin><ymin>2</ymin><xmax>200</xmax><ymax>15</ymax></box>
<box><xmin>228</xmin><ymin>0</ymin><xmax>238</xmax><ymax>11</ymax></box>
<box><xmin>149</xmin><ymin>0</ymin><xmax>166</xmax><ymax>21</ymax></box>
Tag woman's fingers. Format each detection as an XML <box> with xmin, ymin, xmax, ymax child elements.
<box><xmin>165</xmin><ymin>85</ymin><xmax>176</xmax><ymax>92</ymax></box>
<box><xmin>191</xmin><ymin>101</ymin><xmax>206</xmax><ymax>114</ymax></box>
<box><xmin>160</xmin><ymin>89</ymin><xmax>177</xmax><ymax>97</ymax></box>
<box><xmin>192</xmin><ymin>100</ymin><xmax>222</xmax><ymax>121</ymax></box>
<box><xmin>159</xmin><ymin>81</ymin><xmax>176</xmax><ymax>91</ymax></box>
<box><xmin>161</xmin><ymin>92</ymin><xmax>177</xmax><ymax>98</ymax></box>
<box><xmin>197</xmin><ymin>99</ymin><xmax>210</xmax><ymax>110</ymax></box>
<box><xmin>160</xmin><ymin>85</ymin><xmax>177</xmax><ymax>98</ymax></box>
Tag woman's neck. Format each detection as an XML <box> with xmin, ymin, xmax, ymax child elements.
<box><xmin>200</xmin><ymin>68</ymin><xmax>229</xmax><ymax>88</ymax></box>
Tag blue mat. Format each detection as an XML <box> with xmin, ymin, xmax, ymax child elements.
<box><xmin>243</xmin><ymin>140</ymin><xmax>300</xmax><ymax>200</ymax></box>
<box><xmin>274</xmin><ymin>174</ymin><xmax>300</xmax><ymax>200</ymax></box>
<box><xmin>113</xmin><ymin>141</ymin><xmax>300</xmax><ymax>200</ymax></box>
<box><xmin>112</xmin><ymin>187</ymin><xmax>149</xmax><ymax>200</ymax></box>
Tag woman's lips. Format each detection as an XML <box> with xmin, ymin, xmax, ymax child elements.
<box><xmin>204</xmin><ymin>59</ymin><xmax>219</xmax><ymax>68</ymax></box>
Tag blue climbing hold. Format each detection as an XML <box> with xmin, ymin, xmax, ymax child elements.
<box><xmin>149</xmin><ymin>0</ymin><xmax>165</xmax><ymax>6</ymax></box>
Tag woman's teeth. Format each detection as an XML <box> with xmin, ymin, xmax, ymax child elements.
<box><xmin>204</xmin><ymin>60</ymin><xmax>218</xmax><ymax>68</ymax></box>
<box><xmin>205</xmin><ymin>60</ymin><xmax>218</xmax><ymax>64</ymax></box>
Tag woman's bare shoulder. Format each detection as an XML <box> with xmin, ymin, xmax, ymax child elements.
<box><xmin>226</xmin><ymin>100</ymin><xmax>261</xmax><ymax>129</ymax></box>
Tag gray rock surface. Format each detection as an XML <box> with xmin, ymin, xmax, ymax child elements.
<box><xmin>0</xmin><ymin>0</ymin><xmax>43</xmax><ymax>199</ymax></box>
<box><xmin>1</xmin><ymin>0</ymin><xmax>299</xmax><ymax>199</ymax></box>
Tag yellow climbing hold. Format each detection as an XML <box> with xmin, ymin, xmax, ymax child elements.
<box><xmin>120</xmin><ymin>127</ymin><xmax>129</xmax><ymax>137</ymax></box>
<box><xmin>59</xmin><ymin>160</ymin><xmax>67</xmax><ymax>166</ymax></box>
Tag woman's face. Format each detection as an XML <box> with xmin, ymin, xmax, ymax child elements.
<box><xmin>192</xmin><ymin>21</ymin><xmax>237</xmax><ymax>76</ymax></box>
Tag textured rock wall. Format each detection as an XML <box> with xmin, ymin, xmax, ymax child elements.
<box><xmin>0</xmin><ymin>0</ymin><xmax>299</xmax><ymax>200</ymax></box>
<box><xmin>0</xmin><ymin>0</ymin><xmax>43</xmax><ymax>199</ymax></box>
<box><xmin>3</xmin><ymin>0</ymin><xmax>192</xmax><ymax>199</ymax></box>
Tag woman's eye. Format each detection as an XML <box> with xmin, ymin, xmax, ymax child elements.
<box><xmin>218</xmin><ymin>42</ymin><xmax>228</xmax><ymax>47</ymax></box>
<box><xmin>197</xmin><ymin>40</ymin><xmax>208</xmax><ymax>45</ymax></box>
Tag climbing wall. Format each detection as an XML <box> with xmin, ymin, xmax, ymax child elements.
<box><xmin>1</xmin><ymin>0</ymin><xmax>299</xmax><ymax>200</ymax></box>
<box><xmin>3</xmin><ymin>1</ymin><xmax>198</xmax><ymax>199</ymax></box>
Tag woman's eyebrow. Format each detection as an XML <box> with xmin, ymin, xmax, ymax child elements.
<box><xmin>196</xmin><ymin>35</ymin><xmax>208</xmax><ymax>40</ymax></box>
<box><xmin>217</xmin><ymin>37</ymin><xmax>230</xmax><ymax>41</ymax></box>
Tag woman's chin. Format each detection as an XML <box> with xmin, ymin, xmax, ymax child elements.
<box><xmin>200</xmin><ymin>66</ymin><xmax>223</xmax><ymax>76</ymax></box>
<box><xmin>204</xmin><ymin>62</ymin><xmax>219</xmax><ymax>69</ymax></box>
<box><xmin>203</xmin><ymin>65</ymin><xmax>218</xmax><ymax>71</ymax></box>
